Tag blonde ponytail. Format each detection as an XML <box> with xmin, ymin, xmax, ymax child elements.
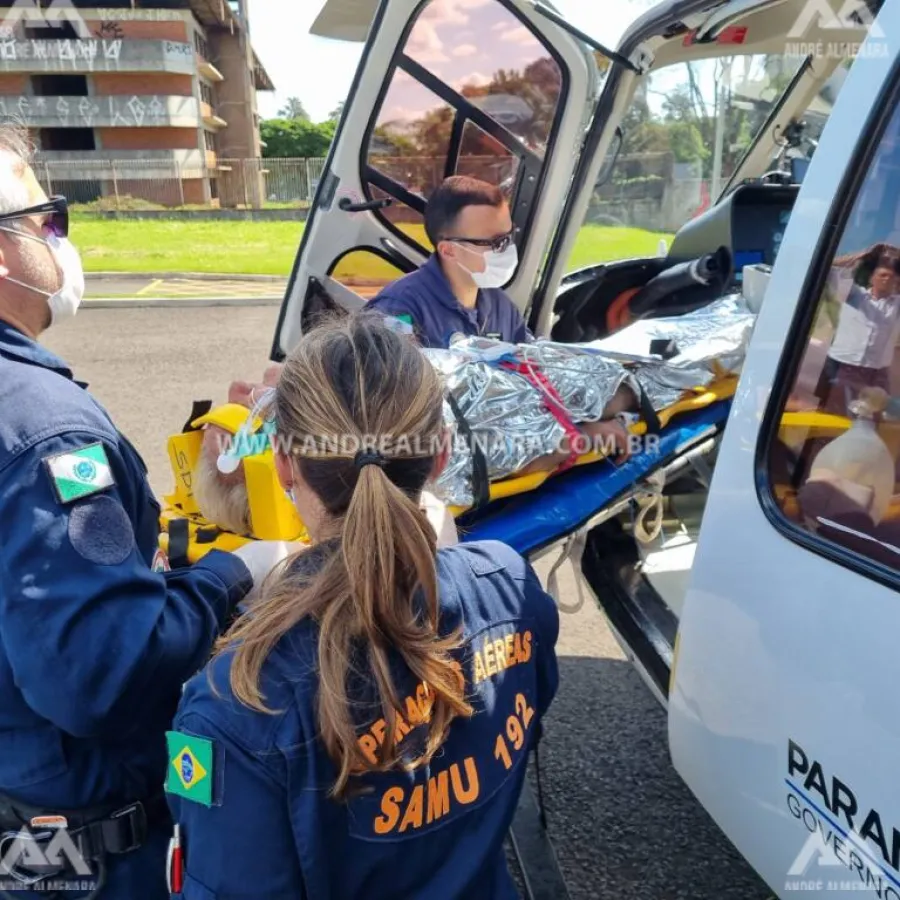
<box><xmin>218</xmin><ymin>314</ymin><xmax>473</xmax><ymax>799</ymax></box>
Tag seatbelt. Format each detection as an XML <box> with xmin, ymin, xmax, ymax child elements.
<box><xmin>167</xmin><ymin>518</ymin><xmax>191</xmax><ymax>570</ymax></box>
<box><xmin>446</xmin><ymin>392</ymin><xmax>491</xmax><ymax>510</ymax></box>
<box><xmin>182</xmin><ymin>400</ymin><xmax>213</xmax><ymax>434</ymax></box>
<box><xmin>637</xmin><ymin>383</ymin><xmax>662</xmax><ymax>435</ymax></box>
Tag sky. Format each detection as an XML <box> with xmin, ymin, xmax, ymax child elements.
<box><xmin>248</xmin><ymin>0</ymin><xmax>661</xmax><ymax>124</ymax></box>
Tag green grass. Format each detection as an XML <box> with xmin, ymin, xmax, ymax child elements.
<box><xmin>565</xmin><ymin>225</ymin><xmax>674</xmax><ymax>272</ymax></box>
<box><xmin>75</xmin><ymin>219</ymin><xmax>305</xmax><ymax>275</ymax></box>
<box><xmin>73</xmin><ymin>215</ymin><xmax>674</xmax><ymax>277</ymax></box>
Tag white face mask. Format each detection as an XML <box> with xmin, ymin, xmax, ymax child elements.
<box><xmin>457</xmin><ymin>243</ymin><xmax>519</xmax><ymax>290</ymax></box>
<box><xmin>0</xmin><ymin>227</ymin><xmax>85</xmax><ymax>325</ymax></box>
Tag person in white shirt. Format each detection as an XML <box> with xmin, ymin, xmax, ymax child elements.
<box><xmin>816</xmin><ymin>249</ymin><xmax>900</xmax><ymax>415</ymax></box>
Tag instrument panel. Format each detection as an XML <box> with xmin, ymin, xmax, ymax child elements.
<box><xmin>667</xmin><ymin>184</ymin><xmax>800</xmax><ymax>287</ymax></box>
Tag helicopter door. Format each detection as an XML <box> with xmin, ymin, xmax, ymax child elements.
<box><xmin>668</xmin><ymin>4</ymin><xmax>900</xmax><ymax>896</ymax></box>
<box><xmin>271</xmin><ymin>0</ymin><xmax>602</xmax><ymax>359</ymax></box>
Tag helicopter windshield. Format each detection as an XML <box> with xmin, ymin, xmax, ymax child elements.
<box><xmin>563</xmin><ymin>51</ymin><xmax>847</xmax><ymax>274</ymax></box>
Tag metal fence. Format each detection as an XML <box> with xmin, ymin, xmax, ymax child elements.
<box><xmin>31</xmin><ymin>156</ymin><xmax>329</xmax><ymax>210</ymax></box>
<box><xmin>31</xmin><ymin>151</ymin><xmax>708</xmax><ymax>231</ymax></box>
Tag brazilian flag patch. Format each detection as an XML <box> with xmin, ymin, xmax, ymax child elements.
<box><xmin>165</xmin><ymin>731</ymin><xmax>214</xmax><ymax>807</ymax></box>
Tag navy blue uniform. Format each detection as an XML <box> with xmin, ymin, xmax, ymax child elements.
<box><xmin>368</xmin><ymin>255</ymin><xmax>533</xmax><ymax>349</ymax></box>
<box><xmin>166</xmin><ymin>540</ymin><xmax>560</xmax><ymax>899</ymax></box>
<box><xmin>0</xmin><ymin>322</ymin><xmax>252</xmax><ymax>897</ymax></box>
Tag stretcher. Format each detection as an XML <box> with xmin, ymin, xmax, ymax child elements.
<box><xmin>157</xmin><ymin>377</ymin><xmax>740</xmax><ymax>566</ymax></box>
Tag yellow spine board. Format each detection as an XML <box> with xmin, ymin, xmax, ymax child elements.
<box><xmin>243</xmin><ymin>454</ymin><xmax>309</xmax><ymax>542</ymax></box>
<box><xmin>164</xmin><ymin>431</ymin><xmax>204</xmax><ymax>515</ymax></box>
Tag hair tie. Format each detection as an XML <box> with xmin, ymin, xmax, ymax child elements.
<box><xmin>354</xmin><ymin>450</ymin><xmax>388</xmax><ymax>471</ymax></box>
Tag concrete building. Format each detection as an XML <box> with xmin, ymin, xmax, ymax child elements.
<box><xmin>0</xmin><ymin>0</ymin><xmax>275</xmax><ymax>206</ymax></box>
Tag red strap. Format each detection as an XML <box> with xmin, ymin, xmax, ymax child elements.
<box><xmin>501</xmin><ymin>361</ymin><xmax>582</xmax><ymax>472</ymax></box>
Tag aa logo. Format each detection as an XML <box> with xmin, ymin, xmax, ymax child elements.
<box><xmin>786</xmin><ymin>825</ymin><xmax>882</xmax><ymax>882</ymax></box>
<box><xmin>0</xmin><ymin>826</ymin><xmax>93</xmax><ymax>883</ymax></box>
<box><xmin>0</xmin><ymin>0</ymin><xmax>92</xmax><ymax>39</ymax></box>
<box><xmin>787</xmin><ymin>0</ymin><xmax>885</xmax><ymax>39</ymax></box>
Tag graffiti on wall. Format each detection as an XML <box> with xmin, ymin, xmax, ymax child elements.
<box><xmin>0</xmin><ymin>39</ymin><xmax>124</xmax><ymax>61</ymax></box>
<box><xmin>0</xmin><ymin>94</ymin><xmax>194</xmax><ymax>128</ymax></box>
<box><xmin>94</xmin><ymin>21</ymin><xmax>124</xmax><ymax>41</ymax></box>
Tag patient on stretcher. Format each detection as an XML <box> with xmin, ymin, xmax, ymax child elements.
<box><xmin>180</xmin><ymin>297</ymin><xmax>753</xmax><ymax>537</ymax></box>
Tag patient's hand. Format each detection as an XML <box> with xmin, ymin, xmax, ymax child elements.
<box><xmin>228</xmin><ymin>365</ymin><xmax>285</xmax><ymax>409</ymax></box>
<box><xmin>581</xmin><ymin>419</ymin><xmax>633</xmax><ymax>463</ymax></box>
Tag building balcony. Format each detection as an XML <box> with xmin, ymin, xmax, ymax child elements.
<box><xmin>2</xmin><ymin>95</ymin><xmax>202</xmax><ymax>128</ymax></box>
<box><xmin>200</xmin><ymin>101</ymin><xmax>227</xmax><ymax>129</ymax></box>
<box><xmin>0</xmin><ymin>39</ymin><xmax>196</xmax><ymax>75</ymax></box>
<box><xmin>196</xmin><ymin>54</ymin><xmax>224</xmax><ymax>82</ymax></box>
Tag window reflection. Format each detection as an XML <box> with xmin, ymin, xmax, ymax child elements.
<box><xmin>403</xmin><ymin>0</ymin><xmax>562</xmax><ymax>154</ymax></box>
<box><xmin>456</xmin><ymin>121</ymin><xmax>519</xmax><ymax>196</ymax></box>
<box><xmin>369</xmin><ymin>74</ymin><xmax>453</xmax><ymax>196</ymax></box>
<box><xmin>329</xmin><ymin>251</ymin><xmax>408</xmax><ymax>301</ymax></box>
<box><xmin>370</xmin><ymin>185</ymin><xmax>433</xmax><ymax>251</ymax></box>
<box><xmin>769</xmin><ymin>105</ymin><xmax>900</xmax><ymax>570</ymax></box>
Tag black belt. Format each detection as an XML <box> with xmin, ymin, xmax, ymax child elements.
<box><xmin>0</xmin><ymin>791</ymin><xmax>169</xmax><ymax>899</ymax></box>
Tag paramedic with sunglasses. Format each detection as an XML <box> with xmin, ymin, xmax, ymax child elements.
<box><xmin>164</xmin><ymin>312</ymin><xmax>560</xmax><ymax>899</ymax></box>
<box><xmin>0</xmin><ymin>128</ymin><xmax>283</xmax><ymax>898</ymax></box>
<box><xmin>368</xmin><ymin>175</ymin><xmax>534</xmax><ymax>349</ymax></box>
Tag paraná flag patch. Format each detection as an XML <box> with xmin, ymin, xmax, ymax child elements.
<box><xmin>44</xmin><ymin>443</ymin><xmax>115</xmax><ymax>505</ymax></box>
<box><xmin>165</xmin><ymin>732</ymin><xmax>214</xmax><ymax>807</ymax></box>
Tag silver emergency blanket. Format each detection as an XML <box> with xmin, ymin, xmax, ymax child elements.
<box><xmin>428</xmin><ymin>296</ymin><xmax>755</xmax><ymax>507</ymax></box>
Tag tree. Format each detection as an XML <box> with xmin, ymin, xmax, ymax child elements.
<box><xmin>328</xmin><ymin>101</ymin><xmax>345</xmax><ymax>123</ymax></box>
<box><xmin>278</xmin><ymin>97</ymin><xmax>310</xmax><ymax>121</ymax></box>
<box><xmin>261</xmin><ymin>119</ymin><xmax>335</xmax><ymax>158</ymax></box>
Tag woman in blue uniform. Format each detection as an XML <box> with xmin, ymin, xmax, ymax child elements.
<box><xmin>164</xmin><ymin>313</ymin><xmax>561</xmax><ymax>899</ymax></box>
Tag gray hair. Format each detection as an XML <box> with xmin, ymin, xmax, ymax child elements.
<box><xmin>0</xmin><ymin>123</ymin><xmax>33</xmax><ymax>216</ymax></box>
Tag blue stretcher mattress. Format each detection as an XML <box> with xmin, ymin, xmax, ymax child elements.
<box><xmin>457</xmin><ymin>400</ymin><xmax>733</xmax><ymax>557</ymax></box>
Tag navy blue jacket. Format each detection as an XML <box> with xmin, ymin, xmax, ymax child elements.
<box><xmin>0</xmin><ymin>320</ymin><xmax>252</xmax><ymax>898</ymax></box>
<box><xmin>166</xmin><ymin>541</ymin><xmax>560</xmax><ymax>899</ymax></box>
<box><xmin>368</xmin><ymin>255</ymin><xmax>533</xmax><ymax>349</ymax></box>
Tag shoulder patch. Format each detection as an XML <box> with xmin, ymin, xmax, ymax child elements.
<box><xmin>165</xmin><ymin>732</ymin><xmax>214</xmax><ymax>807</ymax></box>
<box><xmin>44</xmin><ymin>443</ymin><xmax>115</xmax><ymax>505</ymax></box>
<box><xmin>68</xmin><ymin>496</ymin><xmax>135</xmax><ymax>566</ymax></box>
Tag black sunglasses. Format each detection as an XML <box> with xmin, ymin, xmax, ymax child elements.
<box><xmin>443</xmin><ymin>228</ymin><xmax>517</xmax><ymax>254</ymax></box>
<box><xmin>0</xmin><ymin>195</ymin><xmax>68</xmax><ymax>238</ymax></box>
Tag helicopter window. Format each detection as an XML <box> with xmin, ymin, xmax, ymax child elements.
<box><xmin>361</xmin><ymin>0</ymin><xmax>570</xmax><ymax>257</ymax></box>
<box><xmin>764</xmin><ymin>95</ymin><xmax>900</xmax><ymax>575</ymax></box>
<box><xmin>562</xmin><ymin>52</ymin><xmax>821</xmax><ymax>276</ymax></box>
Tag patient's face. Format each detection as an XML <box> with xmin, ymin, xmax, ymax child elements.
<box><xmin>193</xmin><ymin>426</ymin><xmax>252</xmax><ymax>535</ymax></box>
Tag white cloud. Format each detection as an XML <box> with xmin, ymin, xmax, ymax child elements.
<box><xmin>452</xmin><ymin>43</ymin><xmax>478</xmax><ymax>57</ymax></box>
<box><xmin>406</xmin><ymin>20</ymin><xmax>449</xmax><ymax>64</ymax></box>
<box><xmin>455</xmin><ymin>72</ymin><xmax>492</xmax><ymax>91</ymax></box>
<box><xmin>500</xmin><ymin>25</ymin><xmax>537</xmax><ymax>45</ymax></box>
<box><xmin>419</xmin><ymin>0</ymin><xmax>469</xmax><ymax>28</ymax></box>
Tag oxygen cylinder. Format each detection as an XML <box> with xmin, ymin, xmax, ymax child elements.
<box><xmin>806</xmin><ymin>390</ymin><xmax>896</xmax><ymax>525</ymax></box>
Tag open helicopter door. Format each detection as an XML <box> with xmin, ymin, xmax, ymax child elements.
<box><xmin>271</xmin><ymin>0</ymin><xmax>603</xmax><ymax>360</ymax></box>
<box><xmin>668</xmin><ymin>0</ymin><xmax>900</xmax><ymax>896</ymax></box>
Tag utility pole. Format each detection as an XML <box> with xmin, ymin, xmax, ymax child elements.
<box><xmin>711</xmin><ymin>57</ymin><xmax>733</xmax><ymax>201</ymax></box>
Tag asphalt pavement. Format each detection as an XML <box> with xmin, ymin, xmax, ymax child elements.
<box><xmin>85</xmin><ymin>272</ymin><xmax>287</xmax><ymax>302</ymax></box>
<box><xmin>42</xmin><ymin>306</ymin><xmax>774</xmax><ymax>900</ymax></box>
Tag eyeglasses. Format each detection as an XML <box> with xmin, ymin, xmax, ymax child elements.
<box><xmin>0</xmin><ymin>195</ymin><xmax>68</xmax><ymax>239</ymax></box>
<box><xmin>443</xmin><ymin>228</ymin><xmax>517</xmax><ymax>254</ymax></box>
